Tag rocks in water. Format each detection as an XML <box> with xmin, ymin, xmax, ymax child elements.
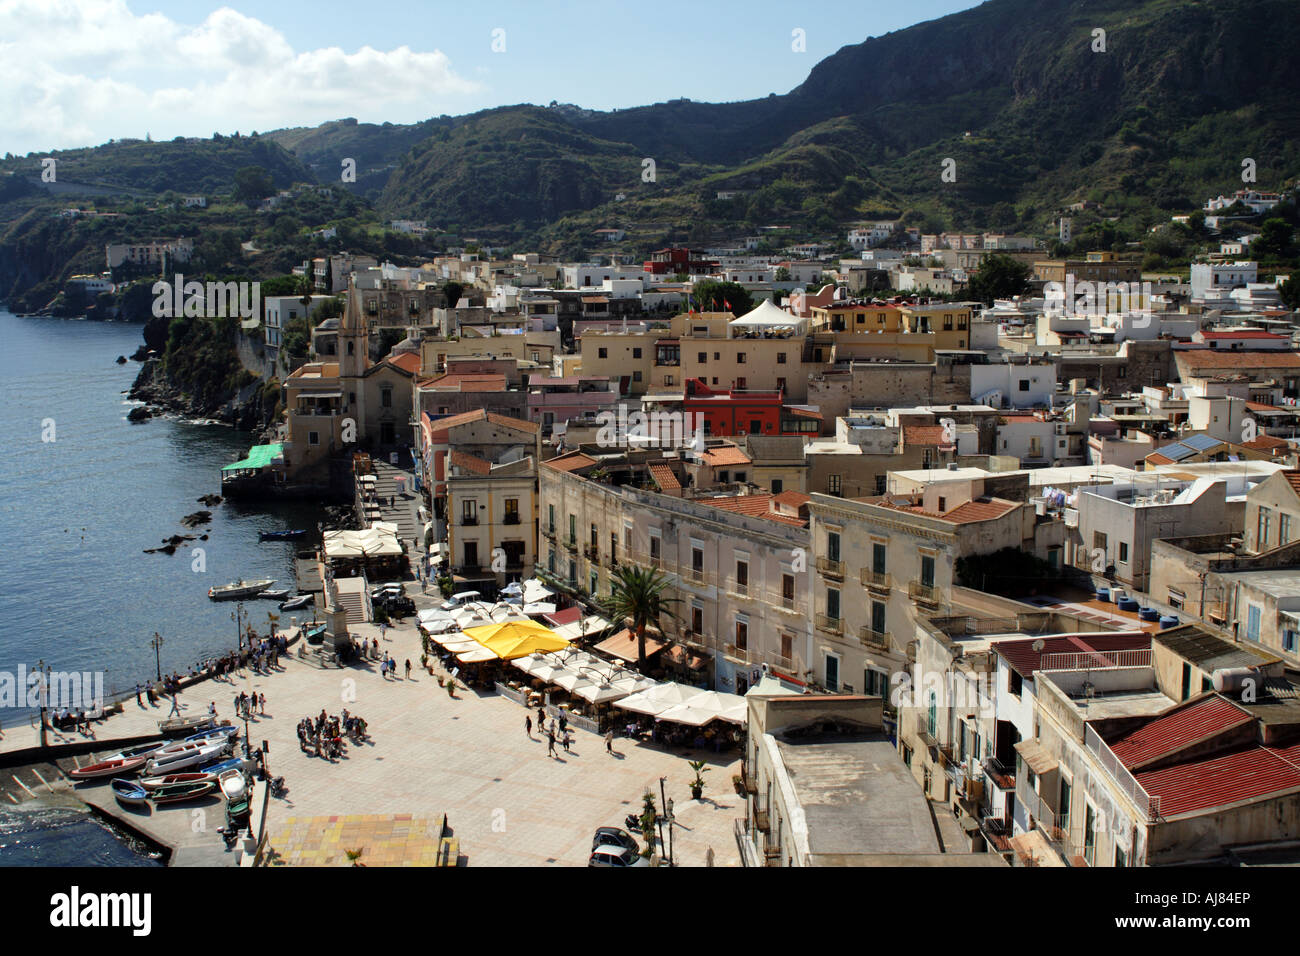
<box><xmin>126</xmin><ymin>406</ymin><xmax>153</xmax><ymax>422</ymax></box>
<box><xmin>180</xmin><ymin>510</ymin><xmax>212</xmax><ymax>528</ymax></box>
<box><xmin>144</xmin><ymin>544</ymin><xmax>177</xmax><ymax>555</ymax></box>
<box><xmin>197</xmin><ymin>493</ymin><xmax>223</xmax><ymax>506</ymax></box>
<box><xmin>115</xmin><ymin>355</ymin><xmax>127</xmax><ymax>364</ymax></box>
<box><xmin>164</xmin><ymin>533</ymin><xmax>197</xmax><ymax>546</ymax></box>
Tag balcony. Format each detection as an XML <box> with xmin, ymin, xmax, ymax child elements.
<box><xmin>503</xmin><ymin>513</ymin><xmax>521</xmax><ymax>525</ymax></box>
<box><xmin>815</xmin><ymin>613</ymin><xmax>843</xmax><ymax>636</ymax></box>
<box><xmin>860</xmin><ymin>569</ymin><xmax>892</xmax><ymax>593</ymax></box>
<box><xmin>740</xmin><ymin>766</ymin><xmax>758</xmax><ymax>795</ymax></box>
<box><xmin>563</xmin><ymin>537</ymin><xmax>577</xmax><ymax>552</ymax></box>
<box><xmin>460</xmin><ymin>515</ymin><xmax>479</xmax><ymax>527</ymax></box>
<box><xmin>916</xmin><ymin>714</ymin><xmax>939</xmax><ymax>749</ymax></box>
<box><xmin>909</xmin><ymin>581</ymin><xmax>941</xmax><ymax>606</ymax></box>
<box><xmin>722</xmin><ymin>642</ymin><xmax>752</xmax><ymax>664</ymax></box>
<box><xmin>754</xmin><ymin>809</ymin><xmax>771</xmax><ymax>833</ymax></box>
<box><xmin>905</xmin><ymin>639</ymin><xmax>918</xmax><ymax>662</ymax></box>
<box><xmin>859</xmin><ymin>626</ymin><xmax>890</xmax><ymax>653</ymax></box>
<box><xmin>683</xmin><ymin>567</ymin><xmax>713</xmax><ymax>587</ymax></box>
<box><xmin>725</xmin><ymin>579</ymin><xmax>751</xmax><ymax>599</ymax></box>
<box><xmin>767</xmin><ymin>590</ymin><xmax>804</xmax><ymax>615</ymax></box>
<box><xmin>583</xmin><ymin>544</ymin><xmax>599</xmax><ymax>562</ymax></box>
<box><xmin>817</xmin><ymin>556</ymin><xmax>845</xmax><ymax>581</ymax></box>
<box><xmin>983</xmin><ymin>756</ymin><xmax>1015</xmax><ymax>791</ymax></box>
<box><xmin>541</xmin><ymin>525</ymin><xmax>556</xmax><ymax>540</ymax></box>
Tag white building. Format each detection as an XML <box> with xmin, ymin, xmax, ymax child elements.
<box><xmin>1190</xmin><ymin>261</ymin><xmax>1258</xmax><ymax>300</ymax></box>
<box><xmin>264</xmin><ymin>295</ymin><xmax>327</xmax><ymax>351</ymax></box>
<box><xmin>1205</xmin><ymin>190</ymin><xmax>1281</xmax><ymax>215</ymax></box>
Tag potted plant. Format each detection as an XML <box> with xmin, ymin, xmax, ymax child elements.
<box><xmin>446</xmin><ymin>678</ymin><xmax>456</xmax><ymax>698</ymax></box>
<box><xmin>732</xmin><ymin>773</ymin><xmax>745</xmax><ymax>796</ymax></box>
<box><xmin>688</xmin><ymin>760</ymin><xmax>709</xmax><ymax>800</ymax></box>
<box><xmin>344</xmin><ymin>847</ymin><xmax>364</xmax><ymax>867</ymax></box>
<box><xmin>420</xmin><ymin>653</ymin><xmax>428</xmax><ymax>672</ymax></box>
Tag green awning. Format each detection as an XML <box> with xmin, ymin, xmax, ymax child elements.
<box><xmin>222</xmin><ymin>443</ymin><xmax>285</xmax><ymax>472</ymax></box>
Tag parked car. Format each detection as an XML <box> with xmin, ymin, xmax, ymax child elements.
<box><xmin>440</xmin><ymin>590</ymin><xmax>481</xmax><ymax>611</ymax></box>
<box><xmin>370</xmin><ymin>582</ymin><xmax>404</xmax><ymax>601</ymax></box>
<box><xmin>379</xmin><ymin>595</ymin><xmax>416</xmax><ymax>617</ymax></box>
<box><xmin>588</xmin><ymin>844</ymin><xmax>650</xmax><ymax>867</ymax></box>
<box><xmin>592</xmin><ymin>827</ymin><xmax>639</xmax><ymax>855</ymax></box>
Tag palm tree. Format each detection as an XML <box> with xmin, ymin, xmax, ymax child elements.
<box><xmin>606</xmin><ymin>563</ymin><xmax>677</xmax><ymax>674</ymax></box>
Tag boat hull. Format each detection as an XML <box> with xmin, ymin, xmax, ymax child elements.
<box><xmin>139</xmin><ymin>772</ymin><xmax>215</xmax><ymax>791</ymax></box>
<box><xmin>111</xmin><ymin>778</ymin><xmax>149</xmax><ymax>806</ymax></box>
<box><xmin>69</xmin><ymin>756</ymin><xmax>147</xmax><ymax>780</ymax></box>
<box><xmin>150</xmin><ymin>781</ymin><xmax>217</xmax><ymax>805</ymax></box>
<box><xmin>145</xmin><ymin>742</ymin><xmax>228</xmax><ymax>775</ymax></box>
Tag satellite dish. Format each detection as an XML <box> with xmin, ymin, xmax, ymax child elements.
<box><xmin>1032</xmin><ymin>639</ymin><xmax>1045</xmax><ymax>652</ymax></box>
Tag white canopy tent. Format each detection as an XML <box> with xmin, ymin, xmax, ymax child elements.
<box><xmin>655</xmin><ymin>690</ymin><xmax>748</xmax><ymax>727</ymax></box>
<box><xmin>322</xmin><ymin>523</ymin><xmax>404</xmax><ymax>559</ymax></box>
<box><xmin>553</xmin><ymin>614</ymin><xmax>612</xmax><ymax>642</ymax></box>
<box><xmin>728</xmin><ymin>299</ymin><xmax>808</xmax><ymax>336</ymax></box>
<box><xmin>613</xmin><ymin>681</ymin><xmax>706</xmax><ymax>717</ymax></box>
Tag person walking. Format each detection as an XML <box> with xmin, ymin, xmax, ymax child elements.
<box><xmin>208</xmin><ymin>701</ymin><xmax>217</xmax><ymax>719</ymax></box>
<box><xmin>546</xmin><ymin>729</ymin><xmax>557</xmax><ymax>758</ymax></box>
<box><xmin>558</xmin><ymin>714</ymin><xmax>568</xmax><ymax>736</ymax></box>
<box><xmin>561</xmin><ymin>730</ymin><xmax>572</xmax><ymax>754</ymax></box>
<box><xmin>135</xmin><ymin>684</ymin><xmax>142</xmax><ymax>706</ymax></box>
<box><xmin>405</xmin><ymin>659</ymin><xmax>411</xmax><ymax>680</ymax></box>
<box><xmin>167</xmin><ymin>693</ymin><xmax>180</xmax><ymax>717</ymax></box>
<box><xmin>604</xmin><ymin>730</ymin><xmax>614</xmax><ymax>755</ymax></box>
<box><xmin>524</xmin><ymin>715</ymin><xmax>532</xmax><ymax>737</ymax></box>
<box><xmin>259</xmin><ymin>693</ymin><xmax>266</xmax><ymax>715</ymax></box>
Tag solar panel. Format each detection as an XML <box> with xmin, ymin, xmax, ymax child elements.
<box><xmin>1155</xmin><ymin>441</ymin><xmax>1196</xmax><ymax>461</ymax></box>
<box><xmin>1182</xmin><ymin>433</ymin><xmax>1223</xmax><ymax>452</ymax></box>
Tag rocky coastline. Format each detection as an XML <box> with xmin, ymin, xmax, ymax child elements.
<box><xmin>129</xmin><ymin>355</ymin><xmax>277</xmax><ymax>438</ymax></box>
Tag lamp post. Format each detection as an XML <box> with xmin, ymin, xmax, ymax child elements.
<box><xmin>232</xmin><ymin>603</ymin><xmax>245</xmax><ymax>649</ymax></box>
<box><xmin>149</xmin><ymin>633</ymin><xmax>163</xmax><ymax>682</ymax></box>
<box><xmin>36</xmin><ymin>659</ymin><xmax>49</xmax><ymax>748</ymax></box>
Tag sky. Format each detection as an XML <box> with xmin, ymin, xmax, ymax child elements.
<box><xmin>0</xmin><ymin>0</ymin><xmax>984</xmax><ymax>156</ymax></box>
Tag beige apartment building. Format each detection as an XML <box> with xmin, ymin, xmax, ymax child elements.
<box><xmin>807</xmin><ymin>492</ymin><xmax>1031</xmax><ymax>698</ymax></box>
<box><xmin>444</xmin><ymin>449</ymin><xmax>538</xmax><ymax>590</ymax></box>
<box><xmin>540</xmin><ymin>453</ymin><xmax>813</xmax><ymax>693</ymax></box>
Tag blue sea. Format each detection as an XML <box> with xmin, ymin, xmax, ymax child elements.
<box><xmin>0</xmin><ymin>309</ymin><xmax>322</xmax><ymax>717</ymax></box>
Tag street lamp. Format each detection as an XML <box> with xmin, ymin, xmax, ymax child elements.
<box><xmin>36</xmin><ymin>659</ymin><xmax>49</xmax><ymax>748</ymax></box>
<box><xmin>149</xmin><ymin>633</ymin><xmax>163</xmax><ymax>682</ymax></box>
<box><xmin>232</xmin><ymin>603</ymin><xmax>245</xmax><ymax>649</ymax></box>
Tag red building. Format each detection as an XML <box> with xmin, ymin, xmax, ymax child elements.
<box><xmin>643</xmin><ymin>247</ymin><xmax>719</xmax><ymax>276</ymax></box>
<box><xmin>682</xmin><ymin>378</ymin><xmax>820</xmax><ymax>437</ymax></box>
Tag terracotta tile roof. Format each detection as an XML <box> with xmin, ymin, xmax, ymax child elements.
<box><xmin>383</xmin><ymin>351</ymin><xmax>422</xmax><ymax>375</ymax></box>
<box><xmin>992</xmin><ymin>633</ymin><xmax>1150</xmax><ymax>680</ymax></box>
<box><xmin>1178</xmin><ymin>351</ymin><xmax>1300</xmax><ymax>369</ymax></box>
<box><xmin>903</xmin><ymin>425</ymin><xmax>948</xmax><ymax>447</ymax></box>
<box><xmin>427</xmin><ymin>409</ymin><xmax>539</xmax><ymax>437</ymax></box>
<box><xmin>1246</xmin><ymin>402</ymin><xmax>1286</xmax><ymax>413</ymax></box>
<box><xmin>643</xmin><ymin>463</ymin><xmax>679</xmax><ymax>491</ymax></box>
<box><xmin>941</xmin><ymin>498</ymin><xmax>1021</xmax><ymax>523</ymax></box>
<box><xmin>1283</xmin><ymin>471</ymin><xmax>1300</xmax><ymax>496</ymax></box>
<box><xmin>1145</xmin><ymin>453</ymin><xmax>1177</xmax><ymax>465</ymax></box>
<box><xmin>419</xmin><ymin>372</ymin><xmax>509</xmax><ymax>392</ymax></box>
<box><xmin>786</xmin><ymin>407</ymin><xmax>823</xmax><ymax>420</ymax></box>
<box><xmin>448</xmin><ymin>450</ymin><xmax>492</xmax><ymax>476</ymax></box>
<box><xmin>699</xmin><ymin>493</ymin><xmax>808</xmax><ymax>527</ymax></box>
<box><xmin>1108</xmin><ymin>695</ymin><xmax>1253</xmax><ymax>771</ymax></box>
<box><xmin>1243</xmin><ymin>435</ymin><xmax>1289</xmax><ymax>451</ymax></box>
<box><xmin>697</xmin><ymin>445</ymin><xmax>752</xmax><ymax>467</ymax></box>
<box><xmin>1203</xmin><ymin>330</ymin><xmax>1285</xmax><ymax>340</ymax></box>
<box><xmin>1000</xmin><ymin>414</ymin><xmax>1042</xmax><ymax>424</ymax></box>
<box><xmin>773</xmin><ymin>490</ymin><xmax>811</xmax><ymax>508</ymax></box>
<box><xmin>543</xmin><ymin>451</ymin><xmax>599</xmax><ymax>473</ymax></box>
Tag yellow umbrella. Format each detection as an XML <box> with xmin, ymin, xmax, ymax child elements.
<box><xmin>461</xmin><ymin>620</ymin><xmax>570</xmax><ymax>660</ymax></box>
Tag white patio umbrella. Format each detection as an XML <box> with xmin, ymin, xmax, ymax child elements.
<box><xmin>456</xmin><ymin>646</ymin><xmax>498</xmax><ymax>663</ymax></box>
<box><xmin>437</xmin><ymin>636</ymin><xmax>480</xmax><ymax>652</ymax></box>
<box><xmin>656</xmin><ymin>690</ymin><xmax>747</xmax><ymax>727</ymax></box>
<box><xmin>422</xmin><ymin>618</ymin><xmax>461</xmax><ymax>635</ymax></box>
<box><xmin>614</xmin><ymin>681</ymin><xmax>706</xmax><ymax>717</ymax></box>
<box><xmin>521</xmin><ymin>601</ymin><xmax>558</xmax><ymax>616</ymax></box>
<box><xmin>418</xmin><ymin>607</ymin><xmax>455</xmax><ymax>625</ymax></box>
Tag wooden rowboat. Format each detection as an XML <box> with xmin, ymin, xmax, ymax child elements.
<box><xmin>158</xmin><ymin>714</ymin><xmax>216</xmax><ymax>736</ymax></box>
<box><xmin>68</xmin><ymin>755</ymin><xmax>148</xmax><ymax>780</ymax></box>
<box><xmin>111</xmin><ymin>778</ymin><xmax>149</xmax><ymax>807</ymax></box>
<box><xmin>149</xmin><ymin>780</ymin><xmax>217</xmax><ymax>805</ymax></box>
<box><xmin>139</xmin><ymin>772</ymin><xmax>215</xmax><ymax>791</ymax></box>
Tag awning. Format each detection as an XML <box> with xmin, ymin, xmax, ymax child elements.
<box><xmin>1009</xmin><ymin>830</ymin><xmax>1065</xmax><ymax>867</ymax></box>
<box><xmin>1014</xmin><ymin>738</ymin><xmax>1059</xmax><ymax>776</ymax></box>
<box><xmin>663</xmin><ymin>644</ymin><xmax>707</xmax><ymax>670</ymax></box>
<box><xmin>223</xmin><ymin>443</ymin><xmax>285</xmax><ymax>472</ymax></box>
<box><xmin>595</xmin><ymin>628</ymin><xmax>665</xmax><ymax>663</ymax></box>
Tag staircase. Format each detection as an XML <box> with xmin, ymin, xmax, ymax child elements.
<box><xmin>332</xmin><ymin>575</ymin><xmax>371</xmax><ymax>625</ymax></box>
<box><xmin>368</xmin><ymin>460</ymin><xmax>422</xmax><ymax>545</ymax></box>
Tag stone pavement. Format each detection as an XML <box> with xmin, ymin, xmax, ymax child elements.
<box><xmin>7</xmin><ymin>617</ymin><xmax>742</xmax><ymax>867</ymax></box>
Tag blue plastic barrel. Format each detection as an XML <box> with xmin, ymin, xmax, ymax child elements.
<box><xmin>1159</xmin><ymin>615</ymin><xmax>1180</xmax><ymax>629</ymax></box>
<box><xmin>1096</xmin><ymin>587</ymin><xmax>1111</xmax><ymax>602</ymax></box>
<box><xmin>1138</xmin><ymin>607</ymin><xmax>1160</xmax><ymax>622</ymax></box>
<box><xmin>1117</xmin><ymin>597</ymin><xmax>1140</xmax><ymax>612</ymax></box>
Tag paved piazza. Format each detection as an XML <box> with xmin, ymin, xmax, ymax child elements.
<box><xmin>10</xmin><ymin>616</ymin><xmax>742</xmax><ymax>867</ymax></box>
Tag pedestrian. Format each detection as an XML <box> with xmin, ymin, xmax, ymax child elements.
<box><xmin>168</xmin><ymin>693</ymin><xmax>180</xmax><ymax>717</ymax></box>
<box><xmin>604</xmin><ymin>730</ymin><xmax>614</xmax><ymax>754</ymax></box>
<box><xmin>135</xmin><ymin>684</ymin><xmax>142</xmax><ymax>706</ymax></box>
<box><xmin>537</xmin><ymin>704</ymin><xmax>546</xmax><ymax>727</ymax></box>
<box><xmin>259</xmin><ymin>693</ymin><xmax>266</xmax><ymax>715</ymax></box>
<box><xmin>547</xmin><ymin>729</ymin><xmax>557</xmax><ymax>758</ymax></box>
<box><xmin>525</xmin><ymin>715</ymin><xmax>532</xmax><ymax>737</ymax></box>
<box><xmin>208</xmin><ymin>701</ymin><xmax>217</xmax><ymax>718</ymax></box>
<box><xmin>558</xmin><ymin>714</ymin><xmax>568</xmax><ymax>736</ymax></box>
<box><xmin>405</xmin><ymin>659</ymin><xmax>411</xmax><ymax>680</ymax></box>
<box><xmin>562</xmin><ymin>730</ymin><xmax>571</xmax><ymax>754</ymax></box>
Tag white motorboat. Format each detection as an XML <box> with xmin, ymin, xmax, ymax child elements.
<box><xmin>208</xmin><ymin>579</ymin><xmax>274</xmax><ymax>601</ymax></box>
<box><xmin>217</xmin><ymin>768</ymin><xmax>248</xmax><ymax>802</ymax></box>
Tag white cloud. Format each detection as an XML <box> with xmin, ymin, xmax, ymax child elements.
<box><xmin>0</xmin><ymin>0</ymin><xmax>481</xmax><ymax>154</ymax></box>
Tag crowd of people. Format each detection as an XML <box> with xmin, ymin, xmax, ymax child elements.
<box><xmin>298</xmin><ymin>708</ymin><xmax>369</xmax><ymax>760</ymax></box>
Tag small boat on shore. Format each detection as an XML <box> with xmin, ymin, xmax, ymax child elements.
<box><xmin>150</xmin><ymin>780</ymin><xmax>217</xmax><ymax>805</ymax></box>
<box><xmin>104</xmin><ymin>742</ymin><xmax>166</xmax><ymax>763</ymax></box>
<box><xmin>183</xmin><ymin>725</ymin><xmax>239</xmax><ymax>745</ymax></box>
<box><xmin>280</xmin><ymin>594</ymin><xmax>313</xmax><ymax>611</ymax></box>
<box><xmin>69</xmin><ymin>755</ymin><xmax>148</xmax><ymax>780</ymax></box>
<box><xmin>198</xmin><ymin>756</ymin><xmax>249</xmax><ymax>777</ymax></box>
<box><xmin>217</xmin><ymin>768</ymin><xmax>248</xmax><ymax>802</ymax></box>
<box><xmin>158</xmin><ymin>714</ymin><xmax>216</xmax><ymax>736</ymax></box>
<box><xmin>208</xmin><ymin>579</ymin><xmax>274</xmax><ymax>601</ymax></box>
<box><xmin>111</xmin><ymin>778</ymin><xmax>149</xmax><ymax>807</ymax></box>
<box><xmin>259</xmin><ymin>529</ymin><xmax>305</xmax><ymax>541</ymax></box>
<box><xmin>256</xmin><ymin>588</ymin><xmax>291</xmax><ymax>601</ymax></box>
<box><xmin>139</xmin><ymin>771</ymin><xmax>214</xmax><ymax>791</ymax></box>
<box><xmin>145</xmin><ymin>741</ymin><xmax>228</xmax><ymax>775</ymax></box>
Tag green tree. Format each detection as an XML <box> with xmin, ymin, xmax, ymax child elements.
<box><xmin>1279</xmin><ymin>276</ymin><xmax>1300</xmax><ymax>311</ymax></box>
<box><xmin>233</xmin><ymin>165</ymin><xmax>273</xmax><ymax>202</ymax></box>
<box><xmin>606</xmin><ymin>564</ymin><xmax>677</xmax><ymax>673</ymax></box>
<box><xmin>1253</xmin><ymin>218</ymin><xmax>1295</xmax><ymax>260</ymax></box>
<box><xmin>773</xmin><ymin>266</ymin><xmax>791</xmax><ymax>282</ymax></box>
<box><xmin>967</xmin><ymin>253</ymin><xmax>1031</xmax><ymax>305</ymax></box>
<box><xmin>691</xmin><ymin>279</ymin><xmax>752</xmax><ymax>315</ymax></box>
